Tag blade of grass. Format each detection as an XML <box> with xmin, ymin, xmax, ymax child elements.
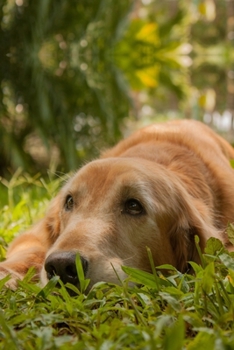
<box><xmin>75</xmin><ymin>253</ymin><xmax>90</xmax><ymax>293</ymax></box>
<box><xmin>36</xmin><ymin>276</ymin><xmax>60</xmax><ymax>299</ymax></box>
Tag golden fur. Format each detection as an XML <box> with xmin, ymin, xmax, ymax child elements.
<box><xmin>1</xmin><ymin>119</ymin><xmax>234</xmax><ymax>290</ymax></box>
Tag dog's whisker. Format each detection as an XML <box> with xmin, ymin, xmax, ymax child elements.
<box><xmin>121</xmin><ymin>254</ymin><xmax>138</xmax><ymax>263</ymax></box>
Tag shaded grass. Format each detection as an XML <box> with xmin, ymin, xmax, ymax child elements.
<box><xmin>1</xmin><ymin>173</ymin><xmax>234</xmax><ymax>349</ymax></box>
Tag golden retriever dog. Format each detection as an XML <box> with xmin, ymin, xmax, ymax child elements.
<box><xmin>1</xmin><ymin>119</ymin><xmax>234</xmax><ymax>291</ymax></box>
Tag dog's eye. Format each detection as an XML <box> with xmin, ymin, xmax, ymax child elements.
<box><xmin>64</xmin><ymin>195</ymin><xmax>74</xmax><ymax>211</ymax></box>
<box><xmin>124</xmin><ymin>199</ymin><xmax>144</xmax><ymax>216</ymax></box>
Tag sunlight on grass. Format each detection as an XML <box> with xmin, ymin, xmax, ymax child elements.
<box><xmin>0</xmin><ymin>170</ymin><xmax>65</xmax><ymax>245</ymax></box>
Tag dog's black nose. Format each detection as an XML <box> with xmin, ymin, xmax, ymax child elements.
<box><xmin>44</xmin><ymin>251</ymin><xmax>88</xmax><ymax>286</ymax></box>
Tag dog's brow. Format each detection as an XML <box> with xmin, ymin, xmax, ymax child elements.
<box><xmin>63</xmin><ymin>177</ymin><xmax>89</xmax><ymax>197</ymax></box>
<box><xmin>120</xmin><ymin>182</ymin><xmax>153</xmax><ymax>200</ymax></box>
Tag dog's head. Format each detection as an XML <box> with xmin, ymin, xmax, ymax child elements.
<box><xmin>41</xmin><ymin>157</ymin><xmax>219</xmax><ymax>290</ymax></box>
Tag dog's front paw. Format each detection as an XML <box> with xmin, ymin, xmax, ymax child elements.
<box><xmin>0</xmin><ymin>267</ymin><xmax>23</xmax><ymax>290</ymax></box>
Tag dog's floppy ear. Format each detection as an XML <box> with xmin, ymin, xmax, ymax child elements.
<box><xmin>167</xmin><ymin>186</ymin><xmax>222</xmax><ymax>272</ymax></box>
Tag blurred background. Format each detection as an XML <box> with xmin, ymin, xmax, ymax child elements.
<box><xmin>0</xmin><ymin>0</ymin><xmax>234</xmax><ymax>177</ymax></box>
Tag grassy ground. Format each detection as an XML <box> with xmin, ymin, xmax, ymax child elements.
<box><xmin>1</xmin><ymin>172</ymin><xmax>234</xmax><ymax>349</ymax></box>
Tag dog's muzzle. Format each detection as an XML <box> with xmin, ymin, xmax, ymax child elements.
<box><xmin>44</xmin><ymin>251</ymin><xmax>88</xmax><ymax>287</ymax></box>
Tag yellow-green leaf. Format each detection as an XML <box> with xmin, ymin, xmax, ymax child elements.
<box><xmin>136</xmin><ymin>22</ymin><xmax>160</xmax><ymax>45</ymax></box>
<box><xmin>227</xmin><ymin>223</ymin><xmax>234</xmax><ymax>246</ymax></box>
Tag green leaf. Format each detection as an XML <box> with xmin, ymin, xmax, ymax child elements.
<box><xmin>230</xmin><ymin>159</ymin><xmax>234</xmax><ymax>168</ymax></box>
<box><xmin>146</xmin><ymin>246</ymin><xmax>161</xmax><ymax>289</ymax></box>
<box><xmin>156</xmin><ymin>264</ymin><xmax>178</xmax><ymax>272</ymax></box>
<box><xmin>65</xmin><ymin>282</ymin><xmax>81</xmax><ymax>296</ymax></box>
<box><xmin>202</xmin><ymin>262</ymin><xmax>215</xmax><ymax>294</ymax></box>
<box><xmin>36</xmin><ymin>276</ymin><xmax>60</xmax><ymax>298</ymax></box>
<box><xmin>162</xmin><ymin>286</ymin><xmax>184</xmax><ymax>298</ymax></box>
<box><xmin>75</xmin><ymin>253</ymin><xmax>90</xmax><ymax>293</ymax></box>
<box><xmin>227</xmin><ymin>269</ymin><xmax>234</xmax><ymax>288</ymax></box>
<box><xmin>219</xmin><ymin>253</ymin><xmax>234</xmax><ymax>270</ymax></box>
<box><xmin>163</xmin><ymin>315</ymin><xmax>185</xmax><ymax>350</ymax></box>
<box><xmin>0</xmin><ymin>275</ymin><xmax>11</xmax><ymax>290</ymax></box>
<box><xmin>0</xmin><ymin>311</ymin><xmax>20</xmax><ymax>349</ymax></box>
<box><xmin>183</xmin><ymin>312</ymin><xmax>204</xmax><ymax>328</ymax></box>
<box><xmin>0</xmin><ymin>244</ymin><xmax>6</xmax><ymax>261</ymax></box>
<box><xmin>159</xmin><ymin>292</ymin><xmax>181</xmax><ymax>312</ymax></box>
<box><xmin>122</xmin><ymin>266</ymin><xmax>163</xmax><ymax>289</ymax></box>
<box><xmin>204</xmin><ymin>237</ymin><xmax>224</xmax><ymax>255</ymax></box>
<box><xmin>227</xmin><ymin>223</ymin><xmax>234</xmax><ymax>246</ymax></box>
<box><xmin>194</xmin><ymin>235</ymin><xmax>207</xmax><ymax>268</ymax></box>
<box><xmin>153</xmin><ymin>315</ymin><xmax>173</xmax><ymax>338</ymax></box>
<box><xmin>22</xmin><ymin>266</ymin><xmax>37</xmax><ymax>283</ymax></box>
<box><xmin>187</xmin><ymin>331</ymin><xmax>215</xmax><ymax>350</ymax></box>
<box><xmin>188</xmin><ymin>261</ymin><xmax>203</xmax><ymax>275</ymax></box>
<box><xmin>18</xmin><ymin>280</ymin><xmax>41</xmax><ymax>294</ymax></box>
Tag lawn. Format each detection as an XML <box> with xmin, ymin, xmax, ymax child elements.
<box><xmin>1</xmin><ymin>172</ymin><xmax>234</xmax><ymax>349</ymax></box>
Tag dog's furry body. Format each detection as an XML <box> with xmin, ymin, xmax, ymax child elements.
<box><xmin>1</xmin><ymin>119</ymin><xmax>234</xmax><ymax>289</ymax></box>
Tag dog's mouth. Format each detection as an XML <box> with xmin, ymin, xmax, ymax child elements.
<box><xmin>44</xmin><ymin>251</ymin><xmax>89</xmax><ymax>292</ymax></box>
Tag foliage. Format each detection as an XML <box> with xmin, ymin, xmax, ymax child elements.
<box><xmin>0</xmin><ymin>169</ymin><xmax>64</xmax><ymax>245</ymax></box>
<box><xmin>0</xmin><ymin>0</ymin><xmax>233</xmax><ymax>176</ymax></box>
<box><xmin>1</xmin><ymin>174</ymin><xmax>234</xmax><ymax>348</ymax></box>
<box><xmin>115</xmin><ymin>7</ymin><xmax>187</xmax><ymax>96</ymax></box>
<box><xmin>0</xmin><ymin>0</ymin><xmax>132</xmax><ymax>176</ymax></box>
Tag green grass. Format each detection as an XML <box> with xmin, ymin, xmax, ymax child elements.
<box><xmin>1</xmin><ymin>173</ymin><xmax>234</xmax><ymax>349</ymax></box>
